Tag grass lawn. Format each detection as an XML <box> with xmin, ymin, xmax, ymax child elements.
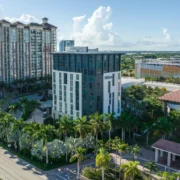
<box><xmin>0</xmin><ymin>142</ymin><xmax>72</xmax><ymax>171</ymax></box>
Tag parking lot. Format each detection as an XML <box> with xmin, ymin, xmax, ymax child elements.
<box><xmin>11</xmin><ymin>94</ymin><xmax>52</xmax><ymax>123</ymax></box>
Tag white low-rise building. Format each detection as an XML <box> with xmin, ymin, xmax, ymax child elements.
<box><xmin>121</xmin><ymin>77</ymin><xmax>180</xmax><ymax>92</ymax></box>
<box><xmin>121</xmin><ymin>77</ymin><xmax>145</xmax><ymax>89</ymax></box>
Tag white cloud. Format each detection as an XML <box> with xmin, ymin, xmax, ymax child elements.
<box><xmin>72</xmin><ymin>15</ymin><xmax>86</xmax><ymax>32</ymax></box>
<box><xmin>57</xmin><ymin>28</ymin><xmax>64</xmax><ymax>42</ymax></box>
<box><xmin>136</xmin><ymin>28</ymin><xmax>179</xmax><ymax>50</ymax></box>
<box><xmin>0</xmin><ymin>5</ymin><xmax>4</xmax><ymax>18</ymax></box>
<box><xmin>71</xmin><ymin>6</ymin><xmax>120</xmax><ymax>47</ymax></box>
<box><xmin>163</xmin><ymin>28</ymin><xmax>171</xmax><ymax>40</ymax></box>
<box><xmin>0</xmin><ymin>5</ymin><xmax>4</xmax><ymax>12</ymax></box>
<box><xmin>4</xmin><ymin>14</ymin><xmax>40</xmax><ymax>24</ymax></box>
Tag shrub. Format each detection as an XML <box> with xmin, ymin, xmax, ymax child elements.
<box><xmin>44</xmin><ymin>116</ymin><xmax>54</xmax><ymax>125</ymax></box>
<box><xmin>82</xmin><ymin>167</ymin><xmax>118</xmax><ymax>180</ymax></box>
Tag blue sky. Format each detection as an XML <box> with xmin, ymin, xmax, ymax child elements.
<box><xmin>0</xmin><ymin>0</ymin><xmax>180</xmax><ymax>50</ymax></box>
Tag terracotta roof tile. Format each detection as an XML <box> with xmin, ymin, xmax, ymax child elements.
<box><xmin>152</xmin><ymin>139</ymin><xmax>180</xmax><ymax>155</ymax></box>
<box><xmin>159</xmin><ymin>90</ymin><xmax>180</xmax><ymax>103</ymax></box>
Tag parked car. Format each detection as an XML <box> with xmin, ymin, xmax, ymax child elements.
<box><xmin>40</xmin><ymin>96</ymin><xmax>47</xmax><ymax>101</ymax></box>
<box><xmin>43</xmin><ymin>112</ymin><xmax>47</xmax><ymax>118</ymax></box>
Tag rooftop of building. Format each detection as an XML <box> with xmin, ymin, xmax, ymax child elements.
<box><xmin>152</xmin><ymin>139</ymin><xmax>180</xmax><ymax>156</ymax></box>
<box><xmin>121</xmin><ymin>77</ymin><xmax>145</xmax><ymax>84</ymax></box>
<box><xmin>136</xmin><ymin>58</ymin><xmax>180</xmax><ymax>66</ymax></box>
<box><xmin>159</xmin><ymin>90</ymin><xmax>180</xmax><ymax>103</ymax></box>
<box><xmin>121</xmin><ymin>77</ymin><xmax>180</xmax><ymax>91</ymax></box>
<box><xmin>0</xmin><ymin>17</ymin><xmax>57</xmax><ymax>29</ymax></box>
<box><xmin>0</xmin><ymin>19</ymin><xmax>10</xmax><ymax>24</ymax></box>
<box><xmin>53</xmin><ymin>51</ymin><xmax>123</xmax><ymax>55</ymax></box>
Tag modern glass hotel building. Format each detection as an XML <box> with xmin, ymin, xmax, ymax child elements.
<box><xmin>52</xmin><ymin>52</ymin><xmax>122</xmax><ymax>119</ymax></box>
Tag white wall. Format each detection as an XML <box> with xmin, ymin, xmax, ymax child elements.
<box><xmin>167</xmin><ymin>103</ymin><xmax>180</xmax><ymax>111</ymax></box>
<box><xmin>103</xmin><ymin>72</ymin><xmax>121</xmax><ymax>117</ymax></box>
<box><xmin>52</xmin><ymin>70</ymin><xmax>82</xmax><ymax>120</ymax></box>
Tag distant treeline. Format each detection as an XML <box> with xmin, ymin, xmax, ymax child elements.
<box><xmin>145</xmin><ymin>76</ymin><xmax>180</xmax><ymax>84</ymax></box>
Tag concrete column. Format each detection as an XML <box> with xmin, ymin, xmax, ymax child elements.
<box><xmin>167</xmin><ymin>152</ymin><xmax>171</xmax><ymax>167</ymax></box>
<box><xmin>172</xmin><ymin>154</ymin><xmax>176</xmax><ymax>161</ymax></box>
<box><xmin>160</xmin><ymin>150</ymin><xmax>163</xmax><ymax>157</ymax></box>
<box><xmin>167</xmin><ymin>106</ymin><xmax>170</xmax><ymax>116</ymax></box>
<box><xmin>155</xmin><ymin>148</ymin><xmax>159</xmax><ymax>162</ymax></box>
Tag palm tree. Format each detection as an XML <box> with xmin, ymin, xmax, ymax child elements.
<box><xmin>130</xmin><ymin>144</ymin><xmax>142</xmax><ymax>161</ymax></box>
<box><xmin>96</xmin><ymin>148</ymin><xmax>111</xmax><ymax>180</ymax></box>
<box><xmin>117</xmin><ymin>143</ymin><xmax>129</xmax><ymax>180</ymax></box>
<box><xmin>118</xmin><ymin>143</ymin><xmax>129</xmax><ymax>165</ymax></box>
<box><xmin>33</xmin><ymin>124</ymin><xmax>55</xmax><ymax>164</ymax></box>
<box><xmin>89</xmin><ymin>112</ymin><xmax>104</xmax><ymax>142</ymax></box>
<box><xmin>121</xmin><ymin>161</ymin><xmax>141</xmax><ymax>180</ymax></box>
<box><xmin>20</xmin><ymin>97</ymin><xmax>28</xmax><ymax>105</ymax></box>
<box><xmin>119</xmin><ymin>112</ymin><xmax>131</xmax><ymax>141</ymax></box>
<box><xmin>0</xmin><ymin>113</ymin><xmax>15</xmax><ymax>143</ymax></box>
<box><xmin>57</xmin><ymin>115</ymin><xmax>73</xmax><ymax>162</ymax></box>
<box><xmin>12</xmin><ymin>118</ymin><xmax>25</xmax><ymax>151</ymax></box>
<box><xmin>8</xmin><ymin>102</ymin><xmax>22</xmax><ymax>115</ymax></box>
<box><xmin>153</xmin><ymin>117</ymin><xmax>173</xmax><ymax>139</ymax></box>
<box><xmin>0</xmin><ymin>81</ymin><xmax>8</xmax><ymax>98</ymax></box>
<box><xmin>70</xmin><ymin>147</ymin><xmax>86</xmax><ymax>179</ymax></box>
<box><xmin>105</xmin><ymin>113</ymin><xmax>115</xmax><ymax>151</ymax></box>
<box><xmin>57</xmin><ymin>115</ymin><xmax>73</xmax><ymax>140</ymax></box>
<box><xmin>74</xmin><ymin>116</ymin><xmax>90</xmax><ymax>139</ymax></box>
<box><xmin>23</xmin><ymin>122</ymin><xmax>40</xmax><ymax>150</ymax></box>
<box><xmin>144</xmin><ymin>161</ymin><xmax>159</xmax><ymax>179</ymax></box>
<box><xmin>112</xmin><ymin>137</ymin><xmax>121</xmax><ymax>165</ymax></box>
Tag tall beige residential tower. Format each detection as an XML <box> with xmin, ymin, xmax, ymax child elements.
<box><xmin>0</xmin><ymin>17</ymin><xmax>57</xmax><ymax>83</ymax></box>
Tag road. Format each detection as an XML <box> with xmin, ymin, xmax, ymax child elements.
<box><xmin>0</xmin><ymin>148</ymin><xmax>58</xmax><ymax>180</ymax></box>
<box><xmin>0</xmin><ymin>147</ymin><xmax>94</xmax><ymax>180</ymax></box>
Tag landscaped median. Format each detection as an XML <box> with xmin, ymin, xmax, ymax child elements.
<box><xmin>0</xmin><ymin>141</ymin><xmax>73</xmax><ymax>171</ymax></box>
<box><xmin>81</xmin><ymin>153</ymin><xmax>160</xmax><ymax>180</ymax></box>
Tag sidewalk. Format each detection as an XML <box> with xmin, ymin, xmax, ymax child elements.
<box><xmin>110</xmin><ymin>153</ymin><xmax>160</xmax><ymax>180</ymax></box>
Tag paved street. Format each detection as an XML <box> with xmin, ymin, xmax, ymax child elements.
<box><xmin>0</xmin><ymin>146</ymin><xmax>179</xmax><ymax>180</ymax></box>
<box><xmin>0</xmin><ymin>148</ymin><xmax>58</xmax><ymax>180</ymax></box>
<box><xmin>0</xmin><ymin>147</ymin><xmax>94</xmax><ymax>180</ymax></box>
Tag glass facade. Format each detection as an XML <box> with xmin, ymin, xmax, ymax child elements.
<box><xmin>53</xmin><ymin>52</ymin><xmax>121</xmax><ymax>117</ymax></box>
<box><xmin>53</xmin><ymin>53</ymin><xmax>121</xmax><ymax>73</ymax></box>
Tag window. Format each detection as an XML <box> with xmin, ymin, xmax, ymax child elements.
<box><xmin>108</xmin><ymin>81</ymin><xmax>111</xmax><ymax>93</ymax></box>
<box><xmin>53</xmin><ymin>84</ymin><xmax>56</xmax><ymax>90</ymax></box>
<box><xmin>59</xmin><ymin>102</ymin><xmax>62</xmax><ymax>112</ymax></box>
<box><xmin>109</xmin><ymin>55</ymin><xmax>114</xmax><ymax>72</ymax></box>
<box><xmin>59</xmin><ymin>91</ymin><xmax>62</xmax><ymax>100</ymax></box>
<box><xmin>118</xmin><ymin>73</ymin><xmax>120</xmax><ymax>80</ymax></box>
<box><xmin>96</xmin><ymin>55</ymin><xmax>102</xmax><ymax>74</ymax></box>
<box><xmin>70</xmin><ymin>74</ymin><xmax>73</xmax><ymax>80</ymax></box>
<box><xmin>65</xmin><ymin>103</ymin><xmax>67</xmax><ymax>113</ymax></box>
<box><xmin>76</xmin><ymin>74</ymin><xmax>79</xmax><ymax>80</ymax></box>
<box><xmin>64</xmin><ymin>73</ymin><xmax>67</xmax><ymax>84</ymax></box>
<box><xmin>53</xmin><ymin>72</ymin><xmax>56</xmax><ymax>82</ymax></box>
<box><xmin>54</xmin><ymin>95</ymin><xmax>57</xmax><ymax>105</ymax></box>
<box><xmin>71</xmin><ymin>104</ymin><xmax>73</xmax><ymax>115</ymax></box>
<box><xmin>112</xmin><ymin>74</ymin><xmax>115</xmax><ymax>86</ymax></box>
<box><xmin>76</xmin><ymin>81</ymin><xmax>79</xmax><ymax>110</ymax></box>
<box><xmin>108</xmin><ymin>105</ymin><xmax>110</xmax><ymax>113</ymax></box>
<box><xmin>76</xmin><ymin>55</ymin><xmax>81</xmax><ymax>72</ymax></box>
<box><xmin>115</xmin><ymin>55</ymin><xmax>120</xmax><ymax>71</ymax></box>
<box><xmin>76</xmin><ymin>111</ymin><xmax>79</xmax><ymax>117</ymax></box>
<box><xmin>70</xmin><ymin>92</ymin><xmax>73</xmax><ymax>103</ymax></box>
<box><xmin>112</xmin><ymin>98</ymin><xmax>114</xmax><ymax>113</ymax></box>
<box><xmin>89</xmin><ymin>55</ymin><xmax>95</xmax><ymax>75</ymax></box>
